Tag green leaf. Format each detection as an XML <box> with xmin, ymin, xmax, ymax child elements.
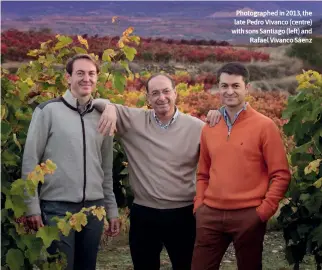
<box><xmin>136</xmin><ymin>99</ymin><xmax>145</xmax><ymax>107</ymax></box>
<box><xmin>123</xmin><ymin>46</ymin><xmax>137</xmax><ymax>61</ymax></box>
<box><xmin>311</xmin><ymin>224</ymin><xmax>322</xmax><ymax>247</ymax></box>
<box><xmin>120</xmin><ymin>167</ymin><xmax>128</xmax><ymax>175</ymax></box>
<box><xmin>36</xmin><ymin>226</ymin><xmax>60</xmax><ymax>248</ymax></box>
<box><xmin>129</xmin><ymin>35</ymin><xmax>140</xmax><ymax>45</ymax></box>
<box><xmin>112</xmin><ymin>72</ymin><xmax>126</xmax><ymax>93</ymax></box>
<box><xmin>23</xmin><ymin>234</ymin><xmax>43</xmax><ymax>263</ymax></box>
<box><xmin>1</xmin><ymin>121</ymin><xmax>12</xmax><ymax>140</ymax></box>
<box><xmin>2</xmin><ymin>149</ymin><xmax>20</xmax><ymax>166</ymax></box>
<box><xmin>1</xmin><ymin>209</ymin><xmax>8</xmax><ymax>223</ymax></box>
<box><xmin>10</xmin><ymin>179</ymin><xmax>26</xmax><ymax>196</ymax></box>
<box><xmin>72</xmin><ymin>46</ymin><xmax>87</xmax><ymax>54</ymax></box>
<box><xmin>6</xmin><ymin>248</ymin><xmax>24</xmax><ymax>270</ymax></box>
<box><xmin>8</xmin><ymin>228</ymin><xmax>26</xmax><ymax>251</ymax></box>
<box><xmin>102</xmin><ymin>49</ymin><xmax>116</xmax><ymax>62</ymax></box>
<box><xmin>54</xmin><ymin>36</ymin><xmax>73</xmax><ymax>50</ymax></box>
<box><xmin>120</xmin><ymin>60</ymin><xmax>131</xmax><ymax>75</ymax></box>
<box><xmin>11</xmin><ymin>195</ymin><xmax>27</xmax><ymax>218</ymax></box>
<box><xmin>17</xmin><ymin>81</ymin><xmax>30</xmax><ymax>100</ymax></box>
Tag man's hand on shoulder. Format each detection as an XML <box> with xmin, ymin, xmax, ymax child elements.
<box><xmin>205</xmin><ymin>110</ymin><xmax>222</xmax><ymax>127</ymax></box>
<box><xmin>98</xmin><ymin>104</ymin><xmax>117</xmax><ymax>136</ymax></box>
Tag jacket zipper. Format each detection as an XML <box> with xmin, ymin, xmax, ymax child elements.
<box><xmin>226</xmin><ymin>114</ymin><xmax>242</xmax><ymax>141</ymax></box>
<box><xmin>79</xmin><ymin>112</ymin><xmax>87</xmax><ymax>207</ymax></box>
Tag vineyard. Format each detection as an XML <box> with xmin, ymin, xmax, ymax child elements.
<box><xmin>1</xmin><ymin>29</ymin><xmax>270</xmax><ymax>63</ymax></box>
<box><xmin>1</xmin><ymin>25</ymin><xmax>321</xmax><ymax>270</ymax></box>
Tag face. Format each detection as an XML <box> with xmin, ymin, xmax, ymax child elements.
<box><xmin>218</xmin><ymin>73</ymin><xmax>249</xmax><ymax>108</ymax></box>
<box><xmin>147</xmin><ymin>75</ymin><xmax>177</xmax><ymax>115</ymax></box>
<box><xmin>67</xmin><ymin>58</ymin><xmax>98</xmax><ymax>97</ymax></box>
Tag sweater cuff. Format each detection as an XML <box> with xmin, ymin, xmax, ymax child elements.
<box><xmin>256</xmin><ymin>202</ymin><xmax>276</xmax><ymax>222</ymax></box>
<box><xmin>106</xmin><ymin>207</ymin><xmax>119</xmax><ymax>220</ymax></box>
<box><xmin>25</xmin><ymin>200</ymin><xmax>41</xmax><ymax>217</ymax></box>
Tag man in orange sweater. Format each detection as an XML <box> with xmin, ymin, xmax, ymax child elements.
<box><xmin>192</xmin><ymin>62</ymin><xmax>291</xmax><ymax>270</ymax></box>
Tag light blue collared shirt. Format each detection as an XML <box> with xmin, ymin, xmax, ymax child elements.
<box><xmin>223</xmin><ymin>102</ymin><xmax>248</xmax><ymax>134</ymax></box>
<box><xmin>153</xmin><ymin>107</ymin><xmax>179</xmax><ymax>129</ymax></box>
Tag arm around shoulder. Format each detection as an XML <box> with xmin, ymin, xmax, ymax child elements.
<box><xmin>93</xmin><ymin>97</ymin><xmax>145</xmax><ymax>135</ymax></box>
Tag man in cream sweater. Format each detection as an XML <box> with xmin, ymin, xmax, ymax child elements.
<box><xmin>93</xmin><ymin>73</ymin><xmax>221</xmax><ymax>270</ymax></box>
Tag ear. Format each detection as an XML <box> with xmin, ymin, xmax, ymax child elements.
<box><xmin>145</xmin><ymin>92</ymin><xmax>150</xmax><ymax>105</ymax></box>
<box><xmin>245</xmin><ymin>82</ymin><xmax>250</xmax><ymax>94</ymax></box>
<box><xmin>65</xmin><ymin>73</ymin><xmax>71</xmax><ymax>85</ymax></box>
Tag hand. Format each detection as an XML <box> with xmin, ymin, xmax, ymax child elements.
<box><xmin>206</xmin><ymin>110</ymin><xmax>222</xmax><ymax>127</ymax></box>
<box><xmin>107</xmin><ymin>218</ymin><xmax>120</xmax><ymax>237</ymax></box>
<box><xmin>25</xmin><ymin>215</ymin><xmax>44</xmax><ymax>231</ymax></box>
<box><xmin>98</xmin><ymin>104</ymin><xmax>117</xmax><ymax>136</ymax></box>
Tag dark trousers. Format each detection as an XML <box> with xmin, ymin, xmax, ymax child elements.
<box><xmin>40</xmin><ymin>199</ymin><xmax>105</xmax><ymax>270</ymax></box>
<box><xmin>129</xmin><ymin>203</ymin><xmax>196</xmax><ymax>270</ymax></box>
<box><xmin>191</xmin><ymin>204</ymin><xmax>267</xmax><ymax>270</ymax></box>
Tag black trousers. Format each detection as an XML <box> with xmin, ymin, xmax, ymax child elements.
<box><xmin>129</xmin><ymin>203</ymin><xmax>196</xmax><ymax>270</ymax></box>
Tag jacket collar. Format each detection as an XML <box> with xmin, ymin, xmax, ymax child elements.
<box><xmin>62</xmin><ymin>90</ymin><xmax>94</xmax><ymax>112</ymax></box>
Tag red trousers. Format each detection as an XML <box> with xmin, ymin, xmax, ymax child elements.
<box><xmin>192</xmin><ymin>204</ymin><xmax>267</xmax><ymax>270</ymax></box>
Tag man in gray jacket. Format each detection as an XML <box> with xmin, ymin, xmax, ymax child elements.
<box><xmin>22</xmin><ymin>54</ymin><xmax>120</xmax><ymax>270</ymax></box>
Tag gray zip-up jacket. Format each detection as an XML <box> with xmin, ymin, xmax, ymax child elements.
<box><xmin>22</xmin><ymin>90</ymin><xmax>118</xmax><ymax>219</ymax></box>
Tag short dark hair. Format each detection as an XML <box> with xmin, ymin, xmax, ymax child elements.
<box><xmin>145</xmin><ymin>73</ymin><xmax>175</xmax><ymax>93</ymax></box>
<box><xmin>216</xmin><ymin>62</ymin><xmax>250</xmax><ymax>84</ymax></box>
<box><xmin>65</xmin><ymin>54</ymin><xmax>100</xmax><ymax>75</ymax></box>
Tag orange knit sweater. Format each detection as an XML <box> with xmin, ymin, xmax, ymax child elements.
<box><xmin>194</xmin><ymin>105</ymin><xmax>291</xmax><ymax>222</ymax></box>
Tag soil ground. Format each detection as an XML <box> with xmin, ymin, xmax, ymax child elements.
<box><xmin>96</xmin><ymin>231</ymin><xmax>315</xmax><ymax>270</ymax></box>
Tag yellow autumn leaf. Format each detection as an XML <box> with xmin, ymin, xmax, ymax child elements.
<box><xmin>25</xmin><ymin>77</ymin><xmax>34</xmax><ymax>87</ymax></box>
<box><xmin>118</xmin><ymin>41</ymin><xmax>124</xmax><ymax>48</ymax></box>
<box><xmin>123</xmin><ymin>27</ymin><xmax>134</xmax><ymax>37</ymax></box>
<box><xmin>77</xmin><ymin>35</ymin><xmax>89</xmax><ymax>49</ymax></box>
<box><xmin>91</xmin><ymin>206</ymin><xmax>106</xmax><ymax>221</ymax></box>
<box><xmin>13</xmin><ymin>133</ymin><xmax>22</xmax><ymax>152</ymax></box>
<box><xmin>112</xmin><ymin>16</ymin><xmax>118</xmax><ymax>23</ymax></box>
<box><xmin>304</xmin><ymin>159</ymin><xmax>321</xmax><ymax>175</ymax></box>
<box><xmin>57</xmin><ymin>219</ymin><xmax>72</xmax><ymax>236</ymax></box>
<box><xmin>313</xmin><ymin>177</ymin><xmax>322</xmax><ymax>189</ymax></box>
<box><xmin>69</xmin><ymin>212</ymin><xmax>87</xmax><ymax>232</ymax></box>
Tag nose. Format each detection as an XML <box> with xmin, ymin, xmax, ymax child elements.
<box><xmin>226</xmin><ymin>87</ymin><xmax>235</xmax><ymax>95</ymax></box>
<box><xmin>158</xmin><ymin>93</ymin><xmax>166</xmax><ymax>100</ymax></box>
<box><xmin>83</xmin><ymin>73</ymin><xmax>90</xmax><ymax>81</ymax></box>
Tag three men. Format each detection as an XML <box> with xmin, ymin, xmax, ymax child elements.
<box><xmin>94</xmin><ymin>73</ymin><xmax>220</xmax><ymax>270</ymax></box>
<box><xmin>192</xmin><ymin>62</ymin><xmax>291</xmax><ymax>270</ymax></box>
<box><xmin>22</xmin><ymin>54</ymin><xmax>120</xmax><ymax>270</ymax></box>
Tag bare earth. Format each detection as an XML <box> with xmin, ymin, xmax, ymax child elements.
<box><xmin>96</xmin><ymin>231</ymin><xmax>315</xmax><ymax>270</ymax></box>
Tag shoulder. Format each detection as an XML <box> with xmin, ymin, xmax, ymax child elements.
<box><xmin>37</xmin><ymin>97</ymin><xmax>63</xmax><ymax>111</ymax></box>
<box><xmin>179</xmin><ymin>113</ymin><xmax>205</xmax><ymax>129</ymax></box>
<box><xmin>251</xmin><ymin>110</ymin><xmax>280</xmax><ymax>134</ymax></box>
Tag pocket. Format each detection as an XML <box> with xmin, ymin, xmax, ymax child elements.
<box><xmin>254</xmin><ymin>208</ymin><xmax>265</xmax><ymax>223</ymax></box>
<box><xmin>195</xmin><ymin>204</ymin><xmax>205</xmax><ymax>215</ymax></box>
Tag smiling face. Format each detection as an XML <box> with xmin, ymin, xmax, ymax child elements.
<box><xmin>146</xmin><ymin>75</ymin><xmax>177</xmax><ymax>116</ymax></box>
<box><xmin>218</xmin><ymin>72</ymin><xmax>249</xmax><ymax>108</ymax></box>
<box><xmin>67</xmin><ymin>58</ymin><xmax>98</xmax><ymax>98</ymax></box>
